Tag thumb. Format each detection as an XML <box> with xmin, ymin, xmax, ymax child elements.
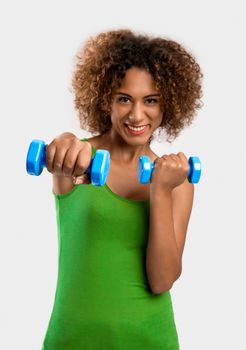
<box><xmin>72</xmin><ymin>174</ymin><xmax>90</xmax><ymax>185</ymax></box>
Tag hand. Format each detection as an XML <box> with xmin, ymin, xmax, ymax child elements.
<box><xmin>150</xmin><ymin>152</ymin><xmax>190</xmax><ymax>193</ymax></box>
<box><xmin>46</xmin><ymin>132</ymin><xmax>92</xmax><ymax>184</ymax></box>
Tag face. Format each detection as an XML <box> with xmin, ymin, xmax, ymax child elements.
<box><xmin>110</xmin><ymin>66</ymin><xmax>163</xmax><ymax>145</ymax></box>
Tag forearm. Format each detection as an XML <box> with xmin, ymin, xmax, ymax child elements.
<box><xmin>146</xmin><ymin>190</ymin><xmax>182</xmax><ymax>294</ymax></box>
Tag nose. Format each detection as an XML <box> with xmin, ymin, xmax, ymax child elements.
<box><xmin>129</xmin><ymin>102</ymin><xmax>145</xmax><ymax>124</ymax></box>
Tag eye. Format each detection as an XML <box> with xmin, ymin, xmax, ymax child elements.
<box><xmin>145</xmin><ymin>98</ymin><xmax>158</xmax><ymax>104</ymax></box>
<box><xmin>118</xmin><ymin>96</ymin><xmax>131</xmax><ymax>103</ymax></box>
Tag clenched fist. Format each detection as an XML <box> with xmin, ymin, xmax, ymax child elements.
<box><xmin>46</xmin><ymin>132</ymin><xmax>91</xmax><ymax>185</ymax></box>
<box><xmin>151</xmin><ymin>152</ymin><xmax>190</xmax><ymax>193</ymax></box>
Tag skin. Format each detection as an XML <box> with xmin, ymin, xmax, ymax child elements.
<box><xmin>101</xmin><ymin>66</ymin><xmax>163</xmax><ymax>165</ymax></box>
<box><xmin>46</xmin><ymin>66</ymin><xmax>195</xmax><ymax>293</ymax></box>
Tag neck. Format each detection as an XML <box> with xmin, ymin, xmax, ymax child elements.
<box><xmin>101</xmin><ymin>130</ymin><xmax>151</xmax><ymax>166</ymax></box>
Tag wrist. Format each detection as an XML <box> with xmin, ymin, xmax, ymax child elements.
<box><xmin>150</xmin><ymin>186</ymin><xmax>173</xmax><ymax>201</ymax></box>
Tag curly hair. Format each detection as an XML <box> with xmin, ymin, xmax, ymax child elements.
<box><xmin>71</xmin><ymin>29</ymin><xmax>203</xmax><ymax>143</ymax></box>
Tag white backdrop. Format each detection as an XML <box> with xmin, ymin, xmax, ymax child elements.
<box><xmin>1</xmin><ymin>0</ymin><xmax>245</xmax><ymax>349</ymax></box>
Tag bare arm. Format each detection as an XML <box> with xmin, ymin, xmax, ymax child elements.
<box><xmin>146</xmin><ymin>178</ymin><xmax>194</xmax><ymax>294</ymax></box>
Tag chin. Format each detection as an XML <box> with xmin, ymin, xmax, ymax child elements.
<box><xmin>125</xmin><ymin>136</ymin><xmax>150</xmax><ymax>146</ymax></box>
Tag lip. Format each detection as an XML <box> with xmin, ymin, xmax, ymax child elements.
<box><xmin>124</xmin><ymin>124</ymin><xmax>149</xmax><ymax>135</ymax></box>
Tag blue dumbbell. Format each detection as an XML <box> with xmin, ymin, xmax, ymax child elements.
<box><xmin>26</xmin><ymin>139</ymin><xmax>110</xmax><ymax>186</ymax></box>
<box><xmin>138</xmin><ymin>155</ymin><xmax>201</xmax><ymax>184</ymax></box>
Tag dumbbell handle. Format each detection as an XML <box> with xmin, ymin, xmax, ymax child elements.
<box><xmin>138</xmin><ymin>156</ymin><xmax>201</xmax><ymax>184</ymax></box>
<box><xmin>26</xmin><ymin>139</ymin><xmax>110</xmax><ymax>186</ymax></box>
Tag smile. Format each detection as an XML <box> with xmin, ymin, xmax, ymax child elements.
<box><xmin>124</xmin><ymin>124</ymin><xmax>149</xmax><ymax>135</ymax></box>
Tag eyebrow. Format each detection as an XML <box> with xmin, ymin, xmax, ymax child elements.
<box><xmin>116</xmin><ymin>92</ymin><xmax>161</xmax><ymax>98</ymax></box>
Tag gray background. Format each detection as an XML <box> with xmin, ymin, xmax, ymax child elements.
<box><xmin>1</xmin><ymin>0</ymin><xmax>245</xmax><ymax>349</ymax></box>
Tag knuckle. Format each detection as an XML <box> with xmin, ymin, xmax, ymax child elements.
<box><xmin>160</xmin><ymin>155</ymin><xmax>168</xmax><ymax>163</ymax></box>
<box><xmin>46</xmin><ymin>154</ymin><xmax>53</xmax><ymax>163</ymax></box>
<box><xmin>54</xmin><ymin>161</ymin><xmax>63</xmax><ymax>169</ymax></box>
<box><xmin>63</xmin><ymin>164</ymin><xmax>74</xmax><ymax>174</ymax></box>
<box><xmin>82</xmin><ymin>141</ymin><xmax>92</xmax><ymax>153</ymax></box>
<box><xmin>52</xmin><ymin>137</ymin><xmax>61</xmax><ymax>147</ymax></box>
<box><xmin>64</xmin><ymin>160</ymin><xmax>74</xmax><ymax>169</ymax></box>
<box><xmin>71</xmin><ymin>137</ymin><xmax>80</xmax><ymax>147</ymax></box>
<box><xmin>178</xmin><ymin>152</ymin><xmax>187</xmax><ymax>161</ymax></box>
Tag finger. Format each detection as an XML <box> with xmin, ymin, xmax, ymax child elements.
<box><xmin>177</xmin><ymin>152</ymin><xmax>188</xmax><ymax>162</ymax></box>
<box><xmin>73</xmin><ymin>142</ymin><xmax>92</xmax><ymax>177</ymax></box>
<box><xmin>53</xmin><ymin>147</ymin><xmax>69</xmax><ymax>175</ymax></box>
<box><xmin>158</xmin><ymin>155</ymin><xmax>169</xmax><ymax>167</ymax></box>
<box><xmin>62</xmin><ymin>143</ymin><xmax>81</xmax><ymax>177</ymax></box>
<box><xmin>177</xmin><ymin>152</ymin><xmax>189</xmax><ymax>171</ymax></box>
<box><xmin>169</xmin><ymin>153</ymin><xmax>180</xmax><ymax>160</ymax></box>
<box><xmin>46</xmin><ymin>143</ymin><xmax>57</xmax><ymax>173</ymax></box>
<box><xmin>169</xmin><ymin>154</ymin><xmax>183</xmax><ymax>168</ymax></box>
<box><xmin>161</xmin><ymin>154</ymin><xmax>169</xmax><ymax>160</ymax></box>
<box><xmin>162</xmin><ymin>154</ymin><xmax>178</xmax><ymax>166</ymax></box>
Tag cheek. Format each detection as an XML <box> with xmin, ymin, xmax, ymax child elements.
<box><xmin>154</xmin><ymin>111</ymin><xmax>163</xmax><ymax>127</ymax></box>
<box><xmin>110</xmin><ymin>110</ymin><xmax>121</xmax><ymax>125</ymax></box>
<box><xmin>150</xmin><ymin>108</ymin><xmax>162</xmax><ymax>120</ymax></box>
<box><xmin>111</xmin><ymin>104</ymin><xmax>129</xmax><ymax>119</ymax></box>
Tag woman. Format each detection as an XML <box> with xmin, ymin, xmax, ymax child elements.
<box><xmin>42</xmin><ymin>28</ymin><xmax>203</xmax><ymax>349</ymax></box>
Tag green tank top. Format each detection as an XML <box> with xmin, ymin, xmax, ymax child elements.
<box><xmin>42</xmin><ymin>140</ymin><xmax>180</xmax><ymax>350</ymax></box>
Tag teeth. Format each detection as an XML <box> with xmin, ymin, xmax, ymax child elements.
<box><xmin>127</xmin><ymin>125</ymin><xmax>146</xmax><ymax>131</ymax></box>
